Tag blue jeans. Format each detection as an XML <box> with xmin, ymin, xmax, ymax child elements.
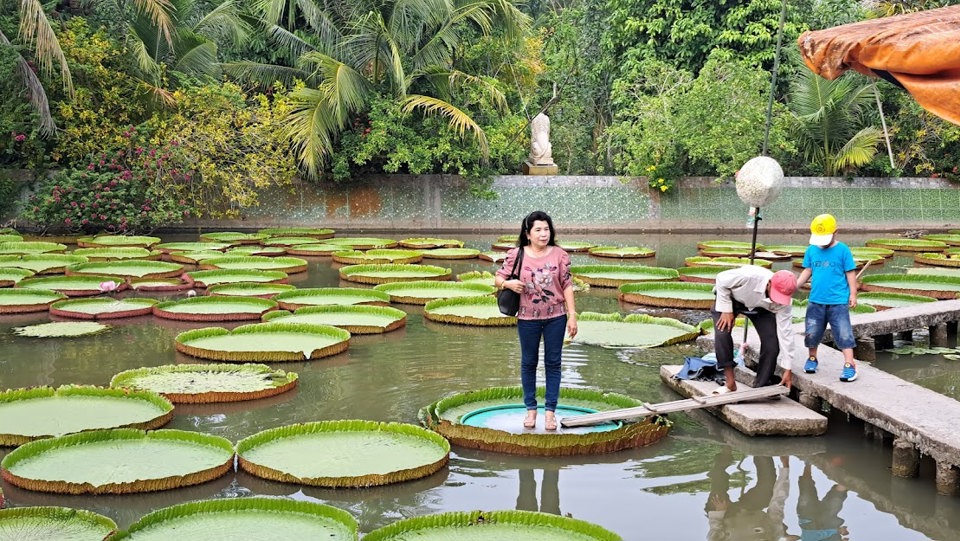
<box><xmin>517</xmin><ymin>315</ymin><xmax>567</xmax><ymax>411</ymax></box>
<box><xmin>805</xmin><ymin>302</ymin><xmax>856</xmax><ymax>350</ymax></box>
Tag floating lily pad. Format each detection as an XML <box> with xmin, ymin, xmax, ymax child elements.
<box><xmin>154</xmin><ymin>242</ymin><xmax>231</xmax><ymax>254</ymax></box>
<box><xmin>206</xmin><ymin>282</ymin><xmax>297</xmax><ymax>298</ymax></box>
<box><xmin>0</xmin><ymin>506</ymin><xmax>117</xmax><ymax>541</ymax></box>
<box><xmin>185</xmin><ymin>269</ymin><xmax>288</xmax><ymax>287</ymax></box>
<box><xmin>263</xmin><ymin>305</ymin><xmax>407</xmax><ymax>334</ymax></box>
<box><xmin>491</xmin><ymin>241</ymin><xmax>515</xmax><ymax>251</ymax></box>
<box><xmin>696</xmin><ymin>240</ymin><xmax>759</xmax><ymax>250</ymax></box>
<box><xmin>199</xmin><ymin>231</ymin><xmax>269</xmax><ymax>244</ymax></box>
<box><xmin>111</xmin><ymin>363</ymin><xmax>299</xmax><ymax>404</ymax></box>
<box><xmin>167</xmin><ymin>251</ymin><xmax>223</xmax><ymax>264</ymax></box>
<box><xmin>0</xmin><ymin>233</ymin><xmax>23</xmax><ymax>242</ymax></box>
<box><xmin>457</xmin><ymin>270</ymin><xmax>495</xmax><ymax>286</ymax></box>
<box><xmin>13</xmin><ymin>321</ymin><xmax>109</xmax><ymax>337</ymax></box>
<box><xmin>0</xmin><ymin>386</ymin><xmax>173</xmax><ymax>446</ymax></box>
<box><xmin>857</xmin><ymin>291</ymin><xmax>938</xmax><ymax>310</ymax></box>
<box><xmin>0</xmin><ymin>268</ymin><xmax>34</xmax><ymax>287</ymax></box>
<box><xmin>914</xmin><ymin>252</ymin><xmax>960</xmax><ymax>267</ymax></box>
<box><xmin>274</xmin><ymin>287</ymin><xmax>391</xmax><ymax>309</ymax></box>
<box><xmin>199</xmin><ymin>256</ymin><xmax>308</xmax><ymax>274</ymax></box>
<box><xmin>0</xmin><ymin>428</ymin><xmax>234</xmax><ymax>494</ymax></box>
<box><xmin>363</xmin><ymin>510</ymin><xmax>622</xmax><ymax>541</ymax></box>
<box><xmin>66</xmin><ymin>260</ymin><xmax>184</xmax><ymax>279</ymax></box>
<box><xmin>859</xmin><ymin>273</ymin><xmax>960</xmax><ymax>299</ymax></box>
<box><xmin>618</xmin><ymin>282</ymin><xmax>715</xmax><ymax>308</ymax></box>
<box><xmin>71</xmin><ymin>247</ymin><xmax>162</xmax><ymax>261</ymax></box>
<box><xmin>419</xmin><ymin>248</ymin><xmax>480</xmax><ymax>260</ymax></box>
<box><xmin>851</xmin><ymin>246</ymin><xmax>895</xmax><ymax>258</ymax></box>
<box><xmin>16</xmin><ymin>275</ymin><xmax>125</xmax><ymax>297</ymax></box>
<box><xmin>261</xmin><ymin>237</ymin><xmax>325</xmax><ymax>247</ymax></box>
<box><xmin>921</xmin><ymin>233</ymin><xmax>960</xmax><ymax>246</ymax></box>
<box><xmin>0</xmin><ymin>288</ymin><xmax>67</xmax><ymax>313</ymax></box>
<box><xmin>478</xmin><ymin>251</ymin><xmax>507</xmax><ymax>263</ymax></box>
<box><xmin>0</xmin><ymin>241</ymin><xmax>67</xmax><ymax>256</ymax></box>
<box><xmin>283</xmin><ymin>244</ymin><xmax>342</xmax><ymax>256</ymax></box>
<box><xmin>331</xmin><ymin>249</ymin><xmax>423</xmax><ymax>265</ymax></box>
<box><xmin>556</xmin><ymin>240</ymin><xmax>596</xmax><ymax>252</ymax></box>
<box><xmin>223</xmin><ymin>246</ymin><xmax>287</xmax><ymax>257</ymax></box>
<box><xmin>865</xmin><ymin>238</ymin><xmax>947</xmax><ymax>252</ymax></box>
<box><xmin>325</xmin><ymin>237</ymin><xmax>398</xmax><ymax>250</ymax></box>
<box><xmin>684</xmin><ymin>256</ymin><xmax>771</xmax><ymax>268</ymax></box>
<box><xmin>761</xmin><ymin>245</ymin><xmax>807</xmax><ymax>256</ymax></box>
<box><xmin>676</xmin><ymin>266</ymin><xmax>725</xmax><ymax>283</ymax></box>
<box><xmin>154</xmin><ymin>296</ymin><xmax>278</xmax><ymax>321</ymax></box>
<box><xmin>339</xmin><ymin>264</ymin><xmax>452</xmax><ymax>284</ymax></box>
<box><xmin>420</xmin><ymin>387</ymin><xmax>669</xmax><ymax>456</ymax></box>
<box><xmin>571</xmin><ymin>312</ymin><xmax>700</xmax><ymax>348</ymax></box>
<box><xmin>76</xmin><ymin>235</ymin><xmax>161</xmax><ymax>248</ymax></box>
<box><xmin>108</xmin><ymin>498</ymin><xmax>357</xmax><ymax>541</ymax></box>
<box><xmin>588</xmin><ymin>246</ymin><xmax>655</xmax><ymax>258</ymax></box>
<box><xmin>570</xmin><ymin>265</ymin><xmax>678</xmax><ymax>287</ymax></box>
<box><xmin>50</xmin><ymin>297</ymin><xmax>158</xmax><ymax>320</ymax></box>
<box><xmin>127</xmin><ymin>278</ymin><xmax>194</xmax><ymax>292</ymax></box>
<box><xmin>258</xmin><ymin>227</ymin><xmax>336</xmax><ymax>239</ymax></box>
<box><xmin>237</xmin><ymin>420</ymin><xmax>449</xmax><ymax>488</ymax></box>
<box><xmin>423</xmin><ymin>296</ymin><xmax>516</xmax><ymax>326</ymax></box>
<box><xmin>790</xmin><ymin>299</ymin><xmax>875</xmax><ymax>323</ymax></box>
<box><xmin>398</xmin><ymin>237</ymin><xmax>463</xmax><ymax>249</ymax></box>
<box><xmin>698</xmin><ymin>246</ymin><xmax>755</xmax><ymax>257</ymax></box>
<box><xmin>907</xmin><ymin>267</ymin><xmax>960</xmax><ymax>278</ymax></box>
<box><xmin>373</xmin><ymin>281</ymin><xmax>495</xmax><ymax>304</ymax></box>
<box><xmin>175</xmin><ymin>322</ymin><xmax>350</xmax><ymax>362</ymax></box>
<box><xmin>0</xmin><ymin>254</ymin><xmax>88</xmax><ymax>274</ymax></box>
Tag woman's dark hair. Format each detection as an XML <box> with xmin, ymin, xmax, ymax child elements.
<box><xmin>517</xmin><ymin>210</ymin><xmax>557</xmax><ymax>247</ymax></box>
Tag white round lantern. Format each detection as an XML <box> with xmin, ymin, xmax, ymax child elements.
<box><xmin>735</xmin><ymin>156</ymin><xmax>784</xmax><ymax>207</ymax></box>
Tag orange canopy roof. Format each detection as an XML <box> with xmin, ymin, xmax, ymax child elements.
<box><xmin>797</xmin><ymin>5</ymin><xmax>960</xmax><ymax>125</ymax></box>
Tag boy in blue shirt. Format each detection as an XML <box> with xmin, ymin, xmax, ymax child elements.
<box><xmin>796</xmin><ymin>214</ymin><xmax>859</xmax><ymax>382</ymax></box>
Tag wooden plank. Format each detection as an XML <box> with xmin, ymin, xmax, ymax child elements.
<box><xmin>559</xmin><ymin>385</ymin><xmax>787</xmax><ymax>428</ymax></box>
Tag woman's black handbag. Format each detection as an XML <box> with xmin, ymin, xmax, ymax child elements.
<box><xmin>497</xmin><ymin>248</ymin><xmax>524</xmax><ymax>316</ymax></box>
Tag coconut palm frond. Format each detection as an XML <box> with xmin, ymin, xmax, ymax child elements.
<box><xmin>137</xmin><ymin>79</ymin><xmax>177</xmax><ymax>108</ymax></box>
<box><xmin>466</xmin><ymin>0</ymin><xmax>531</xmax><ymax>40</ymax></box>
<box><xmin>285</xmin><ymin>86</ymin><xmax>338</xmax><ymax>180</ymax></box>
<box><xmin>222</xmin><ymin>60</ymin><xmax>310</xmax><ymax>88</ymax></box>
<box><xmin>402</xmin><ymin>94</ymin><xmax>489</xmax><ymax>159</ymax></box>
<box><xmin>126</xmin><ymin>25</ymin><xmax>163</xmax><ymax>83</ymax></box>
<box><xmin>346</xmin><ymin>11</ymin><xmax>406</xmax><ymax>94</ymax></box>
<box><xmin>174</xmin><ymin>39</ymin><xmax>219</xmax><ymax>78</ymax></box>
<box><xmin>193</xmin><ymin>0</ymin><xmax>251</xmax><ymax>46</ymax></box>
<box><xmin>832</xmin><ymin>126</ymin><xmax>882</xmax><ymax>173</ymax></box>
<box><xmin>17</xmin><ymin>0</ymin><xmax>74</xmax><ymax>97</ymax></box>
<box><xmin>298</xmin><ymin>52</ymin><xmax>372</xmax><ymax>126</ymax></box>
<box><xmin>296</xmin><ymin>0</ymin><xmax>342</xmax><ymax>41</ymax></box>
<box><xmin>263</xmin><ymin>23</ymin><xmax>315</xmax><ymax>61</ymax></box>
<box><xmin>132</xmin><ymin>0</ymin><xmax>177</xmax><ymax>47</ymax></box>
<box><xmin>0</xmin><ymin>28</ymin><xmax>56</xmax><ymax>135</ymax></box>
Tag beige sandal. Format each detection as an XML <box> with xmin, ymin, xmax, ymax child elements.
<box><xmin>544</xmin><ymin>411</ymin><xmax>558</xmax><ymax>431</ymax></box>
<box><xmin>523</xmin><ymin>410</ymin><xmax>537</xmax><ymax>429</ymax></box>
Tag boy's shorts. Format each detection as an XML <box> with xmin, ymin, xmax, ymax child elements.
<box><xmin>805</xmin><ymin>302</ymin><xmax>856</xmax><ymax>350</ymax></box>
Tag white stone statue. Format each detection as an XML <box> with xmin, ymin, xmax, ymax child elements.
<box><xmin>529</xmin><ymin>113</ymin><xmax>555</xmax><ymax>166</ymax></box>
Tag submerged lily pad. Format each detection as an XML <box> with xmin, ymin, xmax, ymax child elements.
<box><xmin>175</xmin><ymin>322</ymin><xmax>351</xmax><ymax>362</ymax></box>
<box><xmin>50</xmin><ymin>297</ymin><xmax>158</xmax><ymax>319</ymax></box>
<box><xmin>0</xmin><ymin>428</ymin><xmax>234</xmax><ymax>494</ymax></box>
<box><xmin>339</xmin><ymin>264</ymin><xmax>452</xmax><ymax>284</ymax></box>
<box><xmin>373</xmin><ymin>281</ymin><xmax>495</xmax><ymax>304</ymax></box>
<box><xmin>571</xmin><ymin>312</ymin><xmax>700</xmax><ymax>348</ymax></box>
<box><xmin>588</xmin><ymin>246</ymin><xmax>655</xmax><ymax>258</ymax></box>
<box><xmin>859</xmin><ymin>273</ymin><xmax>960</xmax><ymax>299</ymax></box>
<box><xmin>570</xmin><ymin>265</ymin><xmax>678</xmax><ymax>287</ymax></box>
<box><xmin>108</xmin><ymin>498</ymin><xmax>356</xmax><ymax>541</ymax></box>
<box><xmin>185</xmin><ymin>269</ymin><xmax>288</xmax><ymax>287</ymax></box>
<box><xmin>76</xmin><ymin>235</ymin><xmax>161</xmax><ymax>248</ymax></box>
<box><xmin>331</xmin><ymin>249</ymin><xmax>423</xmax><ymax>265</ymax></box>
<box><xmin>618</xmin><ymin>282</ymin><xmax>715</xmax><ymax>308</ymax></box>
<box><xmin>0</xmin><ymin>506</ymin><xmax>117</xmax><ymax>541</ymax></box>
<box><xmin>153</xmin><ymin>296</ymin><xmax>277</xmax><ymax>322</ymax></box>
<box><xmin>0</xmin><ymin>254</ymin><xmax>88</xmax><ymax>274</ymax></box>
<box><xmin>423</xmin><ymin>296</ymin><xmax>516</xmax><ymax>326</ymax></box>
<box><xmin>0</xmin><ymin>386</ymin><xmax>173</xmax><ymax>446</ymax></box>
<box><xmin>111</xmin><ymin>363</ymin><xmax>298</xmax><ymax>404</ymax></box>
<box><xmin>274</xmin><ymin>287</ymin><xmax>391</xmax><ymax>309</ymax></box>
<box><xmin>65</xmin><ymin>260</ymin><xmax>184</xmax><ymax>279</ymax></box>
<box><xmin>199</xmin><ymin>256</ymin><xmax>308</xmax><ymax>274</ymax></box>
<box><xmin>13</xmin><ymin>321</ymin><xmax>109</xmax><ymax>337</ymax></box>
<box><xmin>263</xmin><ymin>305</ymin><xmax>407</xmax><ymax>334</ymax></box>
<box><xmin>237</xmin><ymin>420</ymin><xmax>449</xmax><ymax>488</ymax></box>
<box><xmin>363</xmin><ymin>510</ymin><xmax>622</xmax><ymax>541</ymax></box>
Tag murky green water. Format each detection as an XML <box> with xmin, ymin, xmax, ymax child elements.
<box><xmin>0</xmin><ymin>231</ymin><xmax>957</xmax><ymax>540</ymax></box>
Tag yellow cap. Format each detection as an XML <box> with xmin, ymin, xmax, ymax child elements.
<box><xmin>809</xmin><ymin>214</ymin><xmax>837</xmax><ymax>245</ymax></box>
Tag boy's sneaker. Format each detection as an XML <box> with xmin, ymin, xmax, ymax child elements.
<box><xmin>804</xmin><ymin>357</ymin><xmax>818</xmax><ymax>374</ymax></box>
<box><xmin>840</xmin><ymin>363</ymin><xmax>858</xmax><ymax>382</ymax></box>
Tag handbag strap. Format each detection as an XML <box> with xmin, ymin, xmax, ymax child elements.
<box><xmin>508</xmin><ymin>247</ymin><xmax>524</xmax><ymax>279</ymax></box>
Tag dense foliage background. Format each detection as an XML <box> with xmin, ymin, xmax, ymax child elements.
<box><xmin>2</xmin><ymin>0</ymin><xmax>959</xmax><ymax>231</ymax></box>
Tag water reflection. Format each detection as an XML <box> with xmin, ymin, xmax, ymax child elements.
<box><xmin>705</xmin><ymin>449</ymin><xmax>790</xmax><ymax>541</ymax></box>
<box><xmin>516</xmin><ymin>467</ymin><xmax>561</xmax><ymax>515</ymax></box>
<box><xmin>797</xmin><ymin>463</ymin><xmax>849</xmax><ymax>541</ymax></box>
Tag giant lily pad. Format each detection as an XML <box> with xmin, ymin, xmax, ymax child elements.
<box><xmin>175</xmin><ymin>322</ymin><xmax>350</xmax><ymax>362</ymax></box>
<box><xmin>760</xmin><ymin>245</ymin><xmax>807</xmax><ymax>256</ymax></box>
<box><xmin>420</xmin><ymin>387</ymin><xmax>669</xmax><ymax>456</ymax></box>
<box><xmin>921</xmin><ymin>233</ymin><xmax>960</xmax><ymax>246</ymax></box>
<box><xmin>339</xmin><ymin>264</ymin><xmax>452</xmax><ymax>284</ymax></box>
<box><xmin>206</xmin><ymin>282</ymin><xmax>297</xmax><ymax>298</ymax></box>
<box><xmin>373</xmin><ymin>281</ymin><xmax>495</xmax><ymax>304</ymax></box>
<box><xmin>332</xmin><ymin>249</ymin><xmax>423</xmax><ymax>265</ymax></box>
<box><xmin>860</xmin><ymin>273</ymin><xmax>960</xmax><ymax>299</ymax></box>
<box><xmin>274</xmin><ymin>287</ymin><xmax>390</xmax><ymax>309</ymax></box>
<box><xmin>107</xmin><ymin>498</ymin><xmax>356</xmax><ymax>541</ymax></box>
<box><xmin>676</xmin><ymin>266</ymin><xmax>725</xmax><ymax>283</ymax></box>
<box><xmin>0</xmin><ymin>386</ymin><xmax>173</xmax><ymax>446</ymax></box>
<box><xmin>398</xmin><ymin>237</ymin><xmax>463</xmax><ymax>249</ymax></box>
<box><xmin>262</xmin><ymin>237</ymin><xmax>326</xmax><ymax>247</ymax></box>
<box><xmin>684</xmin><ymin>256</ymin><xmax>771</xmax><ymax>268</ymax></box>
<box><xmin>478</xmin><ymin>251</ymin><xmax>507</xmax><ymax>263</ymax></box>
<box><xmin>696</xmin><ymin>240</ymin><xmax>758</xmax><ymax>250</ymax></box>
<box><xmin>13</xmin><ymin>321</ymin><xmax>109</xmax><ymax>337</ymax></box>
<box><xmin>127</xmin><ymin>278</ymin><xmax>194</xmax><ymax>292</ymax></box>
<box><xmin>0</xmin><ymin>506</ymin><xmax>117</xmax><ymax>541</ymax></box>
<box><xmin>325</xmin><ymin>237</ymin><xmax>398</xmax><ymax>250</ymax></box>
<box><xmin>491</xmin><ymin>241</ymin><xmax>516</xmax><ymax>251</ymax></box>
<box><xmin>571</xmin><ymin>312</ymin><xmax>700</xmax><ymax>348</ymax></box>
<box><xmin>363</xmin><ymin>510</ymin><xmax>622</xmax><ymax>541</ymax></box>
<box><xmin>223</xmin><ymin>246</ymin><xmax>287</xmax><ymax>257</ymax></box>
<box><xmin>154</xmin><ymin>242</ymin><xmax>230</xmax><ymax>253</ymax></box>
<box><xmin>556</xmin><ymin>240</ymin><xmax>596</xmax><ymax>252</ymax></box>
<box><xmin>0</xmin><ymin>254</ymin><xmax>88</xmax><ymax>274</ymax></box>
<box><xmin>236</xmin><ymin>420</ymin><xmax>449</xmax><ymax>488</ymax></box>
<box><xmin>153</xmin><ymin>296</ymin><xmax>277</xmax><ymax>322</ymax></box>
<box><xmin>423</xmin><ymin>296</ymin><xmax>516</xmax><ymax>326</ymax></box>
<box><xmin>0</xmin><ymin>268</ymin><xmax>34</xmax><ymax>287</ymax></box>
<box><xmin>16</xmin><ymin>275</ymin><xmax>125</xmax><ymax>297</ymax></box>
<box><xmin>199</xmin><ymin>256</ymin><xmax>308</xmax><ymax>274</ymax></box>
<box><xmin>420</xmin><ymin>248</ymin><xmax>481</xmax><ymax>260</ymax></box>
<box><xmin>618</xmin><ymin>282</ymin><xmax>715</xmax><ymax>308</ymax></box>
<box><xmin>0</xmin><ymin>233</ymin><xmax>23</xmax><ymax>242</ymax></box>
<box><xmin>166</xmin><ymin>251</ymin><xmax>223</xmax><ymax>264</ymax></box>
<box><xmin>587</xmin><ymin>246</ymin><xmax>655</xmax><ymax>258</ymax></box>
<box><xmin>0</xmin><ymin>241</ymin><xmax>67</xmax><ymax>255</ymax></box>
<box><xmin>570</xmin><ymin>265</ymin><xmax>678</xmax><ymax>287</ymax></box>
<box><xmin>0</xmin><ymin>288</ymin><xmax>66</xmax><ymax>313</ymax></box>
<box><xmin>263</xmin><ymin>305</ymin><xmax>407</xmax><ymax>334</ymax></box>
<box><xmin>111</xmin><ymin>363</ymin><xmax>298</xmax><ymax>404</ymax></box>
<box><xmin>76</xmin><ymin>235</ymin><xmax>161</xmax><ymax>248</ymax></box>
<box><xmin>456</xmin><ymin>271</ymin><xmax>495</xmax><ymax>287</ymax></box>
<box><xmin>865</xmin><ymin>238</ymin><xmax>947</xmax><ymax>252</ymax></box>
<box><xmin>50</xmin><ymin>297</ymin><xmax>158</xmax><ymax>319</ymax></box>
<box><xmin>283</xmin><ymin>244</ymin><xmax>342</xmax><ymax>256</ymax></box>
<box><xmin>71</xmin><ymin>247</ymin><xmax>162</xmax><ymax>261</ymax></box>
<box><xmin>185</xmin><ymin>269</ymin><xmax>288</xmax><ymax>287</ymax></box>
<box><xmin>857</xmin><ymin>291</ymin><xmax>938</xmax><ymax>310</ymax></box>
<box><xmin>914</xmin><ymin>252</ymin><xmax>960</xmax><ymax>267</ymax></box>
<box><xmin>907</xmin><ymin>267</ymin><xmax>960</xmax><ymax>278</ymax></box>
<box><xmin>199</xmin><ymin>231</ymin><xmax>269</xmax><ymax>244</ymax></box>
<box><xmin>698</xmin><ymin>246</ymin><xmax>755</xmax><ymax>257</ymax></box>
<box><xmin>258</xmin><ymin>227</ymin><xmax>335</xmax><ymax>239</ymax></box>
<box><xmin>790</xmin><ymin>299</ymin><xmax>875</xmax><ymax>323</ymax></box>
<box><xmin>0</xmin><ymin>428</ymin><xmax>234</xmax><ymax>494</ymax></box>
<box><xmin>65</xmin><ymin>260</ymin><xmax>184</xmax><ymax>279</ymax></box>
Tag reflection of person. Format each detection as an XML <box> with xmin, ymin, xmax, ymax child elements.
<box><xmin>796</xmin><ymin>213</ymin><xmax>859</xmax><ymax>383</ymax></box>
<box><xmin>516</xmin><ymin>468</ymin><xmax>560</xmax><ymax>515</ymax></box>
<box><xmin>705</xmin><ymin>449</ymin><xmax>790</xmax><ymax>541</ymax></box>
<box><xmin>798</xmin><ymin>464</ymin><xmax>849</xmax><ymax>541</ymax></box>
<box><xmin>494</xmin><ymin>210</ymin><xmax>577</xmax><ymax>431</ymax></box>
<box><xmin>712</xmin><ymin>266</ymin><xmax>798</xmax><ymax>394</ymax></box>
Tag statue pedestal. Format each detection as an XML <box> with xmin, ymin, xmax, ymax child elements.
<box><xmin>522</xmin><ymin>160</ymin><xmax>558</xmax><ymax>175</ymax></box>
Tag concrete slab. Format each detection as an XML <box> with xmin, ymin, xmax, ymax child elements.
<box><xmin>659</xmin><ymin>365</ymin><xmax>828</xmax><ymax>436</ymax></box>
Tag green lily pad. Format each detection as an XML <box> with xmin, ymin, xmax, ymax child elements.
<box><xmin>676</xmin><ymin>266</ymin><xmax>725</xmax><ymax>283</ymax></box>
<box><xmin>588</xmin><ymin>246</ymin><xmax>656</xmax><ymax>258</ymax></box>
<box><xmin>76</xmin><ymin>235</ymin><xmax>161</xmax><ymax>248</ymax></box>
<box><xmin>423</xmin><ymin>296</ymin><xmax>516</xmax><ymax>326</ymax></box>
<box><xmin>111</xmin><ymin>363</ymin><xmax>298</xmax><ymax>404</ymax></box>
<box><xmin>223</xmin><ymin>246</ymin><xmax>287</xmax><ymax>257</ymax></box>
<box><xmin>185</xmin><ymin>269</ymin><xmax>288</xmax><ymax>287</ymax></box>
<box><xmin>572</xmin><ymin>312</ymin><xmax>700</xmax><ymax>348</ymax></box>
<box><xmin>491</xmin><ymin>241</ymin><xmax>515</xmax><ymax>251</ymax></box>
<box><xmin>324</xmin><ymin>237</ymin><xmax>398</xmax><ymax>250</ymax></box>
<box><xmin>696</xmin><ymin>240</ymin><xmax>759</xmax><ymax>250</ymax></box>
<box><xmin>0</xmin><ymin>233</ymin><xmax>24</xmax><ymax>242</ymax></box>
<box><xmin>339</xmin><ymin>264</ymin><xmax>452</xmax><ymax>284</ymax></box>
<box><xmin>619</xmin><ymin>282</ymin><xmax>715</xmax><ymax>308</ymax></box>
<box><xmin>0</xmin><ymin>254</ymin><xmax>88</xmax><ymax>274</ymax></box>
<box><xmin>865</xmin><ymin>238</ymin><xmax>948</xmax><ymax>252</ymax></box>
<box><xmin>154</xmin><ymin>241</ymin><xmax>231</xmax><ymax>253</ymax></box>
<box><xmin>262</xmin><ymin>305</ymin><xmax>407</xmax><ymax>334</ymax></box>
<box><xmin>332</xmin><ymin>249</ymin><xmax>423</xmax><ymax>265</ymax></box>
<box><xmin>283</xmin><ymin>244</ymin><xmax>342</xmax><ymax>256</ymax></box>
<box><xmin>684</xmin><ymin>256</ymin><xmax>771</xmax><ymax>268</ymax></box>
<box><xmin>363</xmin><ymin>510</ymin><xmax>622</xmax><ymax>541</ymax></box>
<box><xmin>258</xmin><ymin>227</ymin><xmax>336</xmax><ymax>239</ymax></box>
<box><xmin>0</xmin><ymin>506</ymin><xmax>117</xmax><ymax>541</ymax></box>
<box><xmin>13</xmin><ymin>321</ymin><xmax>109</xmax><ymax>337</ymax></box>
<box><xmin>860</xmin><ymin>273</ymin><xmax>960</xmax><ymax>299</ymax></box>
<box><xmin>570</xmin><ymin>265</ymin><xmax>678</xmax><ymax>287</ymax></box>
<box><xmin>262</xmin><ymin>237</ymin><xmax>325</xmax><ymax>247</ymax></box>
<box><xmin>16</xmin><ymin>275</ymin><xmax>125</xmax><ymax>296</ymax></box>
<box><xmin>274</xmin><ymin>287</ymin><xmax>391</xmax><ymax>309</ymax></box>
<box><xmin>698</xmin><ymin>246</ymin><xmax>755</xmax><ymax>257</ymax></box>
<box><xmin>761</xmin><ymin>245</ymin><xmax>807</xmax><ymax>256</ymax></box>
<box><xmin>175</xmin><ymin>322</ymin><xmax>351</xmax><ymax>362</ymax></box>
<box><xmin>236</xmin><ymin>420</ymin><xmax>449</xmax><ymax>488</ymax></box>
<box><xmin>153</xmin><ymin>296</ymin><xmax>278</xmax><ymax>321</ymax></box>
<box><xmin>556</xmin><ymin>240</ymin><xmax>596</xmax><ymax>252</ymax></box>
<box><xmin>65</xmin><ymin>260</ymin><xmax>184</xmax><ymax>279</ymax></box>
<box><xmin>0</xmin><ymin>288</ymin><xmax>67</xmax><ymax>313</ymax></box>
<box><xmin>457</xmin><ymin>270</ymin><xmax>495</xmax><ymax>286</ymax></box>
<box><xmin>913</xmin><ymin>252</ymin><xmax>960</xmax><ymax>267</ymax></box>
<box><xmin>373</xmin><ymin>280</ymin><xmax>495</xmax><ymax>304</ymax></box>
<box><xmin>206</xmin><ymin>282</ymin><xmax>297</xmax><ymax>298</ymax></box>
<box><xmin>199</xmin><ymin>256</ymin><xmax>308</xmax><ymax>274</ymax></box>
<box><xmin>420</xmin><ymin>248</ymin><xmax>481</xmax><ymax>260</ymax></box>
<box><xmin>167</xmin><ymin>251</ymin><xmax>223</xmax><ymax>264</ymax></box>
<box><xmin>856</xmin><ymin>291</ymin><xmax>938</xmax><ymax>310</ymax></box>
<box><xmin>199</xmin><ymin>231</ymin><xmax>270</xmax><ymax>244</ymax></box>
<box><xmin>921</xmin><ymin>234</ymin><xmax>960</xmax><ymax>246</ymax></box>
<box><xmin>0</xmin><ymin>241</ymin><xmax>67</xmax><ymax>255</ymax></box>
<box><xmin>851</xmin><ymin>246</ymin><xmax>895</xmax><ymax>258</ymax></box>
<box><xmin>478</xmin><ymin>251</ymin><xmax>507</xmax><ymax>263</ymax></box>
<box><xmin>71</xmin><ymin>247</ymin><xmax>162</xmax><ymax>261</ymax></box>
<box><xmin>907</xmin><ymin>266</ymin><xmax>960</xmax><ymax>278</ymax></box>
<box><xmin>0</xmin><ymin>386</ymin><xmax>173</xmax><ymax>446</ymax></box>
<box><xmin>50</xmin><ymin>297</ymin><xmax>158</xmax><ymax>319</ymax></box>
<box><xmin>398</xmin><ymin>237</ymin><xmax>463</xmax><ymax>249</ymax></box>
<box><xmin>0</xmin><ymin>267</ymin><xmax>34</xmax><ymax>286</ymax></box>
<box><xmin>127</xmin><ymin>278</ymin><xmax>194</xmax><ymax>292</ymax></box>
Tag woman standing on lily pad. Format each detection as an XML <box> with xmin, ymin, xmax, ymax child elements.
<box><xmin>495</xmin><ymin>210</ymin><xmax>577</xmax><ymax>431</ymax></box>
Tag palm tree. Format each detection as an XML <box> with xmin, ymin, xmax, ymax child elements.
<box><xmin>787</xmin><ymin>67</ymin><xmax>882</xmax><ymax>176</ymax></box>
<box><xmin>230</xmin><ymin>0</ymin><xmax>530</xmax><ymax>179</ymax></box>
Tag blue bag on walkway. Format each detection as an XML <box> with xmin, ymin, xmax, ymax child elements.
<box><xmin>675</xmin><ymin>355</ymin><xmax>725</xmax><ymax>385</ymax></box>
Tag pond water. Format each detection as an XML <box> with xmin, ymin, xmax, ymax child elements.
<box><xmin>0</xmin><ymin>231</ymin><xmax>957</xmax><ymax>541</ymax></box>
